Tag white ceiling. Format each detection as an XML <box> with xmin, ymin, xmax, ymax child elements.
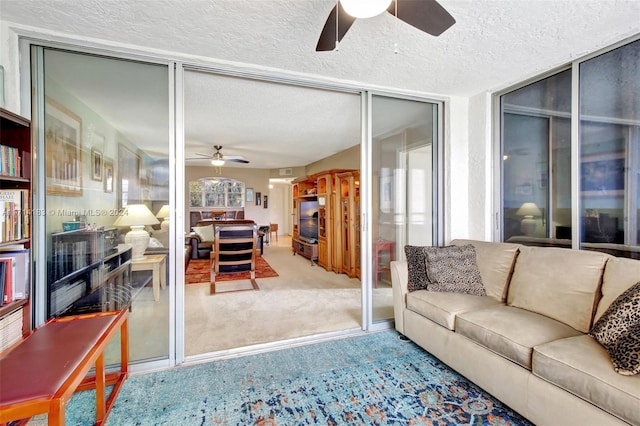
<box><xmin>2</xmin><ymin>0</ymin><xmax>640</xmax><ymax>168</ymax></box>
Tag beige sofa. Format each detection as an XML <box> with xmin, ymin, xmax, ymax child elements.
<box><xmin>391</xmin><ymin>239</ymin><xmax>640</xmax><ymax>425</ymax></box>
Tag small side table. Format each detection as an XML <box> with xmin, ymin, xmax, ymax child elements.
<box><xmin>373</xmin><ymin>240</ymin><xmax>395</xmax><ymax>287</ymax></box>
<box><xmin>131</xmin><ymin>254</ymin><xmax>167</xmax><ymax>302</ymax></box>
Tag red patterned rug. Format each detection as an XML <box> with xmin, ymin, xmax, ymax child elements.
<box><xmin>185</xmin><ymin>257</ymin><xmax>279</xmax><ymax>284</ymax></box>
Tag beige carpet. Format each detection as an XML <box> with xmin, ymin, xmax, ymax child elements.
<box><xmin>184</xmin><ymin>235</ymin><xmax>394</xmax><ymax>356</ymax></box>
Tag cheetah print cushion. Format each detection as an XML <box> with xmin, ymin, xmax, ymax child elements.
<box><xmin>405</xmin><ymin>245</ymin><xmax>431</xmax><ymax>292</ymax></box>
<box><xmin>590</xmin><ymin>281</ymin><xmax>640</xmax><ymax>375</ymax></box>
<box><xmin>608</xmin><ymin>323</ymin><xmax>640</xmax><ymax>375</ymax></box>
<box><xmin>423</xmin><ymin>244</ymin><xmax>486</xmax><ymax>296</ymax></box>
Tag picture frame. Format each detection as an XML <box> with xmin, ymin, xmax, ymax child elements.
<box><xmin>103</xmin><ymin>158</ymin><xmax>114</xmax><ymax>193</ymax></box>
<box><xmin>91</xmin><ymin>148</ymin><xmax>103</xmax><ymax>181</ymax></box>
<box><xmin>380</xmin><ymin>174</ymin><xmax>393</xmax><ymax>213</ymax></box>
<box><xmin>263</xmin><ymin>195</ymin><xmax>268</xmax><ymax>209</ymax></box>
<box><xmin>581</xmin><ymin>152</ymin><xmax>625</xmax><ymax>197</ymax></box>
<box><xmin>45</xmin><ymin>97</ymin><xmax>83</xmax><ymax>196</ymax></box>
<box><xmin>117</xmin><ymin>144</ymin><xmax>141</xmax><ymax>208</ymax></box>
<box><xmin>256</xmin><ymin>192</ymin><xmax>262</xmax><ymax>206</ymax></box>
<box><xmin>246</xmin><ymin>187</ymin><xmax>254</xmax><ymax>202</ymax></box>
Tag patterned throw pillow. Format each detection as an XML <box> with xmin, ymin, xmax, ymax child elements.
<box><xmin>405</xmin><ymin>245</ymin><xmax>431</xmax><ymax>292</ymax></box>
<box><xmin>608</xmin><ymin>323</ymin><xmax>640</xmax><ymax>375</ymax></box>
<box><xmin>424</xmin><ymin>244</ymin><xmax>486</xmax><ymax>296</ymax></box>
<box><xmin>590</xmin><ymin>281</ymin><xmax>640</xmax><ymax>375</ymax></box>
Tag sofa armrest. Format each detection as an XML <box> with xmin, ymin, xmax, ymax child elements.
<box><xmin>391</xmin><ymin>260</ymin><xmax>408</xmax><ymax>334</ymax></box>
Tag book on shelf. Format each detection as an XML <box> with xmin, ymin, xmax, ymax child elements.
<box><xmin>0</xmin><ymin>247</ymin><xmax>29</xmax><ymax>300</ymax></box>
<box><xmin>0</xmin><ymin>257</ymin><xmax>14</xmax><ymax>305</ymax></box>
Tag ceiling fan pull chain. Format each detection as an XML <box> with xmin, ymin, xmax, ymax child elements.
<box><xmin>335</xmin><ymin>0</ymin><xmax>340</xmax><ymax>51</ymax></box>
<box><xmin>394</xmin><ymin>0</ymin><xmax>399</xmax><ymax>54</ymax></box>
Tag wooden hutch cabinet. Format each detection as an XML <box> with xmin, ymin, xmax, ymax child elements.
<box><xmin>337</xmin><ymin>171</ymin><xmax>360</xmax><ymax>278</ymax></box>
<box><xmin>292</xmin><ymin>169</ymin><xmax>359</xmax><ymax>278</ymax></box>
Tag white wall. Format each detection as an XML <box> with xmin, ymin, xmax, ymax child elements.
<box><xmin>446</xmin><ymin>96</ymin><xmax>470</xmax><ymax>242</ymax></box>
<box><xmin>0</xmin><ymin>21</ymin><xmax>22</xmax><ymax>113</ymax></box>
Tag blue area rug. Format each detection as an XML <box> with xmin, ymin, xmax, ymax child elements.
<box><xmin>66</xmin><ymin>331</ymin><xmax>531</xmax><ymax>425</ymax></box>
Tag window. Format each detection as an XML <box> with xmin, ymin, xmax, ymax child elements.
<box><xmin>189</xmin><ymin>178</ymin><xmax>245</xmax><ymax>208</ymax></box>
<box><xmin>498</xmin><ymin>38</ymin><xmax>639</xmax><ymax>259</ymax></box>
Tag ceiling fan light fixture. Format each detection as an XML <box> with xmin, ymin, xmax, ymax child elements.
<box><xmin>340</xmin><ymin>0</ymin><xmax>391</xmax><ymax>18</ymax></box>
<box><xmin>211</xmin><ymin>158</ymin><xmax>225</xmax><ymax>167</ymax></box>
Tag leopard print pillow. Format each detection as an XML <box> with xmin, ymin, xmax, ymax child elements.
<box><xmin>608</xmin><ymin>323</ymin><xmax>640</xmax><ymax>375</ymax></box>
<box><xmin>405</xmin><ymin>245</ymin><xmax>431</xmax><ymax>292</ymax></box>
<box><xmin>423</xmin><ymin>244</ymin><xmax>486</xmax><ymax>296</ymax></box>
<box><xmin>590</xmin><ymin>281</ymin><xmax>640</xmax><ymax>348</ymax></box>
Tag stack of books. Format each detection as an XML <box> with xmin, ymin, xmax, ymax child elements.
<box><xmin>0</xmin><ymin>246</ymin><xmax>29</xmax><ymax>306</ymax></box>
<box><xmin>0</xmin><ymin>189</ymin><xmax>30</xmax><ymax>242</ymax></box>
<box><xmin>0</xmin><ymin>144</ymin><xmax>22</xmax><ymax>177</ymax></box>
<box><xmin>0</xmin><ymin>307</ymin><xmax>23</xmax><ymax>351</ymax></box>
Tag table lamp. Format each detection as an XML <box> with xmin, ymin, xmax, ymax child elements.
<box><xmin>516</xmin><ymin>202</ymin><xmax>542</xmax><ymax>236</ymax></box>
<box><xmin>113</xmin><ymin>204</ymin><xmax>159</xmax><ymax>259</ymax></box>
<box><xmin>156</xmin><ymin>205</ymin><xmax>170</xmax><ymax>231</ymax></box>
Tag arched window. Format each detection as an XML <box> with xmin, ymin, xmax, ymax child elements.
<box><xmin>189</xmin><ymin>177</ymin><xmax>245</xmax><ymax>208</ymax></box>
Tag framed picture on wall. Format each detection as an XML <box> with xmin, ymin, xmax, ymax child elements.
<box><xmin>91</xmin><ymin>148</ymin><xmax>103</xmax><ymax>181</ymax></box>
<box><xmin>246</xmin><ymin>187</ymin><xmax>254</xmax><ymax>202</ymax></box>
<box><xmin>103</xmin><ymin>158</ymin><xmax>114</xmax><ymax>193</ymax></box>
<box><xmin>264</xmin><ymin>195</ymin><xmax>268</xmax><ymax>208</ymax></box>
<box><xmin>117</xmin><ymin>144</ymin><xmax>141</xmax><ymax>208</ymax></box>
<box><xmin>256</xmin><ymin>192</ymin><xmax>261</xmax><ymax>206</ymax></box>
<box><xmin>45</xmin><ymin>97</ymin><xmax>83</xmax><ymax>196</ymax></box>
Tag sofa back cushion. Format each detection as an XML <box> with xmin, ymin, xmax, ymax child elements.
<box><xmin>507</xmin><ymin>246</ymin><xmax>609</xmax><ymax>333</ymax></box>
<box><xmin>450</xmin><ymin>239</ymin><xmax>520</xmax><ymax>302</ymax></box>
<box><xmin>594</xmin><ymin>256</ymin><xmax>640</xmax><ymax>323</ymax></box>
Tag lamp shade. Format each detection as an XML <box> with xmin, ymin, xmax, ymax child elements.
<box><xmin>341</xmin><ymin>0</ymin><xmax>391</xmax><ymax>18</ymax></box>
<box><xmin>156</xmin><ymin>204</ymin><xmax>171</xmax><ymax>231</ymax></box>
<box><xmin>113</xmin><ymin>204</ymin><xmax>160</xmax><ymax>227</ymax></box>
<box><xmin>516</xmin><ymin>202</ymin><xmax>542</xmax><ymax>218</ymax></box>
<box><xmin>113</xmin><ymin>204</ymin><xmax>159</xmax><ymax>259</ymax></box>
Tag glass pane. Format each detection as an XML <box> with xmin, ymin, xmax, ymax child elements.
<box><xmin>43</xmin><ymin>49</ymin><xmax>170</xmax><ymax>363</ymax></box>
<box><xmin>501</xmin><ymin>70</ymin><xmax>571</xmax><ymax>244</ymax></box>
<box><xmin>371</xmin><ymin>95</ymin><xmax>437</xmax><ymax>322</ymax></box>
<box><xmin>579</xmin><ymin>39</ymin><xmax>640</xmax><ymax>257</ymax></box>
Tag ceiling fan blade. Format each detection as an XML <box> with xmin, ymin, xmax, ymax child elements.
<box><xmin>227</xmin><ymin>158</ymin><xmax>250</xmax><ymax>164</ymax></box>
<box><xmin>315</xmin><ymin>3</ymin><xmax>356</xmax><ymax>51</ymax></box>
<box><xmin>392</xmin><ymin>0</ymin><xmax>456</xmax><ymax>36</ymax></box>
<box><xmin>193</xmin><ymin>152</ymin><xmax>211</xmax><ymax>157</ymax></box>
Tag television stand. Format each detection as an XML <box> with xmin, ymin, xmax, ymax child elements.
<box><xmin>292</xmin><ymin>238</ymin><xmax>318</xmax><ymax>266</ymax></box>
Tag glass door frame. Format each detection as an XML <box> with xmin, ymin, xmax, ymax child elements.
<box><xmin>362</xmin><ymin>91</ymin><xmax>445</xmax><ymax>331</ymax></box>
<box><xmin>25</xmin><ymin>40</ymin><xmax>178</xmax><ymax>373</ymax></box>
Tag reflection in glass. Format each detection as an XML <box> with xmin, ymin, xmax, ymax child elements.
<box><xmin>371</xmin><ymin>95</ymin><xmax>437</xmax><ymax>322</ymax></box>
<box><xmin>579</xmin><ymin>40</ymin><xmax>640</xmax><ymax>254</ymax></box>
<box><xmin>501</xmin><ymin>70</ymin><xmax>571</xmax><ymax>244</ymax></box>
<box><xmin>42</xmin><ymin>48</ymin><xmax>170</xmax><ymax>363</ymax></box>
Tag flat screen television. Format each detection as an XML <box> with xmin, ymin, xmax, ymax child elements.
<box><xmin>299</xmin><ymin>200</ymin><xmax>319</xmax><ymax>241</ymax></box>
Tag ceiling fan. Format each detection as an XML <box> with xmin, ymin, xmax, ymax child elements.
<box><xmin>186</xmin><ymin>145</ymin><xmax>250</xmax><ymax>166</ymax></box>
<box><xmin>316</xmin><ymin>0</ymin><xmax>456</xmax><ymax>51</ymax></box>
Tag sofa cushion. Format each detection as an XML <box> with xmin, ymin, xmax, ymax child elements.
<box><xmin>405</xmin><ymin>245</ymin><xmax>431</xmax><ymax>292</ymax></box>
<box><xmin>456</xmin><ymin>305</ymin><xmax>582</xmax><ymax>369</ymax></box>
<box><xmin>507</xmin><ymin>246</ymin><xmax>609</xmax><ymax>333</ymax></box>
<box><xmin>590</xmin><ymin>281</ymin><xmax>640</xmax><ymax>375</ymax></box>
<box><xmin>594</xmin><ymin>256</ymin><xmax>640</xmax><ymax>322</ymax></box>
<box><xmin>406</xmin><ymin>290</ymin><xmax>502</xmax><ymax>330</ymax></box>
<box><xmin>533</xmin><ymin>335</ymin><xmax>640</xmax><ymax>425</ymax></box>
<box><xmin>451</xmin><ymin>239</ymin><xmax>520</xmax><ymax>302</ymax></box>
<box><xmin>423</xmin><ymin>244</ymin><xmax>486</xmax><ymax>296</ymax></box>
<box><xmin>193</xmin><ymin>224</ymin><xmax>215</xmax><ymax>242</ymax></box>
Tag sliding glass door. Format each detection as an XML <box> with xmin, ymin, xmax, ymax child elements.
<box><xmin>370</xmin><ymin>95</ymin><xmax>439</xmax><ymax>322</ymax></box>
<box><xmin>34</xmin><ymin>47</ymin><xmax>172</xmax><ymax>364</ymax></box>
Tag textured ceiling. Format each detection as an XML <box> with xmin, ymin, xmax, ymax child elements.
<box><xmin>2</xmin><ymin>0</ymin><xmax>639</xmax><ymax>168</ymax></box>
